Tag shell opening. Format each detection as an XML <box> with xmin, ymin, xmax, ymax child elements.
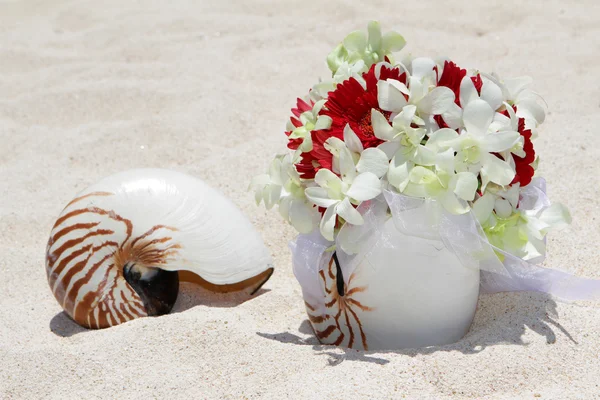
<box><xmin>122</xmin><ymin>262</ymin><xmax>179</xmax><ymax>317</ymax></box>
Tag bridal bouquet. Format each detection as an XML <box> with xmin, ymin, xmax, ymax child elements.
<box><xmin>252</xmin><ymin>21</ymin><xmax>570</xmax><ymax>262</ymax></box>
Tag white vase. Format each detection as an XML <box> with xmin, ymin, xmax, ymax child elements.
<box><xmin>300</xmin><ymin>217</ymin><xmax>480</xmax><ymax>351</ymax></box>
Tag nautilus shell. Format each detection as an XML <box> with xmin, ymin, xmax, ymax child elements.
<box><xmin>46</xmin><ymin>169</ymin><xmax>273</xmax><ymax>329</ymax></box>
<box><xmin>294</xmin><ymin>218</ymin><xmax>480</xmax><ymax>351</ymax></box>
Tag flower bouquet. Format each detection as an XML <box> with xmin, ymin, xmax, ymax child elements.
<box><xmin>252</xmin><ymin>22</ymin><xmax>598</xmax><ymax>350</ymax></box>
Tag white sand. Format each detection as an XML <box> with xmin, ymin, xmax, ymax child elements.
<box><xmin>1</xmin><ymin>0</ymin><xmax>599</xmax><ymax>398</ymax></box>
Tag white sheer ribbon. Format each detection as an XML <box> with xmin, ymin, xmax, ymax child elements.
<box><xmin>291</xmin><ymin>178</ymin><xmax>600</xmax><ymax>302</ymax></box>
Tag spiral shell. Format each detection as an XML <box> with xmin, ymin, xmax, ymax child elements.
<box><xmin>46</xmin><ymin>169</ymin><xmax>274</xmax><ymax>329</ymax></box>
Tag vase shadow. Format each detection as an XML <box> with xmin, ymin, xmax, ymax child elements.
<box><xmin>49</xmin><ymin>281</ymin><xmax>270</xmax><ymax>337</ymax></box>
<box><xmin>256</xmin><ymin>291</ymin><xmax>576</xmax><ymax>365</ymax></box>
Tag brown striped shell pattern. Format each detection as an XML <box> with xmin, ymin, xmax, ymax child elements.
<box><xmin>46</xmin><ymin>169</ymin><xmax>274</xmax><ymax>329</ymax></box>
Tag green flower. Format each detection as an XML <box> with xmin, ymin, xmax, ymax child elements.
<box><xmin>326</xmin><ymin>21</ymin><xmax>406</xmax><ymax>75</ymax></box>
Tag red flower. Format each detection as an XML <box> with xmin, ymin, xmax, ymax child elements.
<box><xmin>304</xmin><ymin>64</ymin><xmax>406</xmax><ymax>175</ymax></box>
<box><xmin>437</xmin><ymin>61</ymin><xmax>466</xmax><ymax>106</ymax></box>
<box><xmin>285</xmin><ymin>97</ymin><xmax>314</xmax><ymax>151</ymax></box>
<box><xmin>511</xmin><ymin>117</ymin><xmax>536</xmax><ymax>187</ymax></box>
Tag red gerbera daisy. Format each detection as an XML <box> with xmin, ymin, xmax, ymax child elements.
<box><xmin>511</xmin><ymin>117</ymin><xmax>536</xmax><ymax>187</ymax></box>
<box><xmin>304</xmin><ymin>63</ymin><xmax>406</xmax><ymax>174</ymax></box>
<box><xmin>285</xmin><ymin>97</ymin><xmax>314</xmax><ymax>151</ymax></box>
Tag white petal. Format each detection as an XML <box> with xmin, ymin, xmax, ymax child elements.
<box><xmin>381</xmin><ymin>31</ymin><xmax>406</xmax><ymax>52</ymax></box>
<box><xmin>452</xmin><ymin>172</ymin><xmax>478</xmax><ymax>201</ymax></box>
<box><xmin>314</xmin><ymin>168</ymin><xmax>342</xmax><ymax>190</ymax></box>
<box><xmin>473</xmin><ymin>192</ymin><xmax>495</xmax><ymax>224</ymax></box>
<box><xmin>441</xmin><ymin>191</ymin><xmax>470</xmax><ymax>214</ymax></box>
<box><xmin>356</xmin><ymin>147</ymin><xmax>389</xmax><ymax>178</ymax></box>
<box><xmin>480</xmin><ymin>153</ymin><xmax>516</xmax><ymax>186</ymax></box>
<box><xmin>418</xmin><ymin>86</ymin><xmax>455</xmax><ymax>115</ymax></box>
<box><xmin>394</xmin><ymin>104</ymin><xmax>417</xmax><ymax>128</ymax></box>
<box><xmin>441</xmin><ymin>103</ymin><xmax>463</xmax><ymax>129</ymax></box>
<box><xmin>387</xmin><ymin>158</ymin><xmax>411</xmax><ymax>191</ymax></box>
<box><xmin>335</xmin><ymin>197</ymin><xmax>364</xmax><ymax>225</ymax></box>
<box><xmin>377</xmin><ymin>80</ymin><xmax>407</xmax><ymax>112</ymax></box>
<box><xmin>411</xmin><ymin>57</ymin><xmax>436</xmax><ymax>80</ymax></box>
<box><xmin>343</xmin><ymin>124</ymin><xmax>364</xmax><ymax>153</ymax></box>
<box><xmin>463</xmin><ymin>99</ymin><xmax>494</xmax><ymax>136</ymax></box>
<box><xmin>371</xmin><ymin>109</ymin><xmax>396</xmax><ymax>141</ymax></box>
<box><xmin>367</xmin><ymin>21</ymin><xmax>382</xmax><ymax>51</ymax></box>
<box><xmin>346</xmin><ymin>172</ymin><xmax>382</xmax><ymax>201</ymax></box>
<box><xmin>289</xmin><ymin>201</ymin><xmax>315</xmax><ymax>234</ymax></box>
<box><xmin>480</xmin><ymin>80</ymin><xmax>503</xmax><ymax>111</ymax></box>
<box><xmin>377</xmin><ymin>141</ymin><xmax>401</xmax><ymax>159</ymax></box>
<box><xmin>319</xmin><ymin>205</ymin><xmax>338</xmax><ymax>241</ymax></box>
<box><xmin>314</xmin><ymin>115</ymin><xmax>332</xmax><ymax>131</ymax></box>
<box><xmin>339</xmin><ymin>147</ymin><xmax>357</xmax><ymax>182</ymax></box>
<box><xmin>343</xmin><ymin>30</ymin><xmax>367</xmax><ymax>52</ymax></box>
<box><xmin>305</xmin><ymin>187</ymin><xmax>339</xmax><ymax>208</ymax></box>
<box><xmin>504</xmin><ymin>76</ymin><xmax>533</xmax><ymax>98</ymax></box>
<box><xmin>480</xmin><ymin>130</ymin><xmax>521</xmax><ymax>153</ymax></box>
<box><xmin>539</xmin><ymin>203</ymin><xmax>572</xmax><ymax>231</ymax></box>
<box><xmin>517</xmin><ymin>99</ymin><xmax>546</xmax><ymax>125</ymax></box>
<box><xmin>494</xmin><ymin>198</ymin><xmax>513</xmax><ymax>218</ymax></box>
<box><xmin>459</xmin><ymin>76</ymin><xmax>479</xmax><ymax>107</ymax></box>
<box><xmin>426</xmin><ymin>128</ymin><xmax>459</xmax><ymax>151</ymax></box>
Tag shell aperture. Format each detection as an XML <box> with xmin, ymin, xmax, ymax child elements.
<box><xmin>46</xmin><ymin>168</ymin><xmax>274</xmax><ymax>329</ymax></box>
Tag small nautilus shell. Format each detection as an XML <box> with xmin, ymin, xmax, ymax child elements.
<box><xmin>46</xmin><ymin>169</ymin><xmax>274</xmax><ymax>329</ymax></box>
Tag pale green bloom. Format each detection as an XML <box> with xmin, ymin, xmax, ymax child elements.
<box><xmin>251</xmin><ymin>154</ymin><xmax>318</xmax><ymax>233</ymax></box>
<box><xmin>326</xmin><ymin>21</ymin><xmax>406</xmax><ymax>76</ymax></box>
<box><xmin>286</xmin><ymin>100</ymin><xmax>331</xmax><ymax>162</ymax></box>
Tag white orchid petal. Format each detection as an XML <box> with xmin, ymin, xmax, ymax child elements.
<box><xmin>453</xmin><ymin>172</ymin><xmax>478</xmax><ymax>201</ymax></box>
<box><xmin>367</xmin><ymin>21</ymin><xmax>382</xmax><ymax>51</ymax></box>
<box><xmin>371</xmin><ymin>109</ymin><xmax>396</xmax><ymax>141</ymax></box>
<box><xmin>343</xmin><ymin>124</ymin><xmax>364</xmax><ymax>153</ymax></box>
<box><xmin>480</xmin><ymin>153</ymin><xmax>516</xmax><ymax>186</ymax></box>
<box><xmin>426</xmin><ymin>128</ymin><xmax>459</xmax><ymax>151</ymax></box>
<box><xmin>459</xmin><ymin>76</ymin><xmax>479</xmax><ymax>107</ymax></box>
<box><xmin>504</xmin><ymin>76</ymin><xmax>533</xmax><ymax>98</ymax></box>
<box><xmin>494</xmin><ymin>198</ymin><xmax>513</xmax><ymax>218</ymax></box>
<box><xmin>418</xmin><ymin>86</ymin><xmax>455</xmax><ymax>115</ymax></box>
<box><xmin>411</xmin><ymin>57</ymin><xmax>436</xmax><ymax>80</ymax></box>
<box><xmin>356</xmin><ymin>148</ymin><xmax>389</xmax><ymax>178</ymax></box>
<box><xmin>381</xmin><ymin>31</ymin><xmax>406</xmax><ymax>52</ymax></box>
<box><xmin>539</xmin><ymin>203</ymin><xmax>572</xmax><ymax>231</ymax></box>
<box><xmin>481</xmin><ymin>130</ymin><xmax>521</xmax><ymax>153</ymax></box>
<box><xmin>346</xmin><ymin>172</ymin><xmax>382</xmax><ymax>201</ymax></box>
<box><xmin>441</xmin><ymin>191</ymin><xmax>470</xmax><ymax>214</ymax></box>
<box><xmin>305</xmin><ymin>187</ymin><xmax>339</xmax><ymax>208</ymax></box>
<box><xmin>463</xmin><ymin>99</ymin><xmax>494</xmax><ymax>136</ymax></box>
<box><xmin>289</xmin><ymin>201</ymin><xmax>315</xmax><ymax>234</ymax></box>
<box><xmin>343</xmin><ymin>30</ymin><xmax>367</xmax><ymax>52</ymax></box>
<box><xmin>319</xmin><ymin>204</ymin><xmax>338</xmax><ymax>241</ymax></box>
<box><xmin>441</xmin><ymin>103</ymin><xmax>463</xmax><ymax>129</ymax></box>
<box><xmin>518</xmin><ymin>99</ymin><xmax>546</xmax><ymax>125</ymax></box>
<box><xmin>314</xmin><ymin>115</ymin><xmax>332</xmax><ymax>131</ymax></box>
<box><xmin>473</xmin><ymin>192</ymin><xmax>496</xmax><ymax>224</ymax></box>
<box><xmin>377</xmin><ymin>141</ymin><xmax>401</xmax><ymax>159</ymax></box>
<box><xmin>387</xmin><ymin>158</ymin><xmax>411</xmax><ymax>191</ymax></box>
<box><xmin>339</xmin><ymin>147</ymin><xmax>357</xmax><ymax>182</ymax></box>
<box><xmin>377</xmin><ymin>80</ymin><xmax>407</xmax><ymax>112</ymax></box>
<box><xmin>480</xmin><ymin>80</ymin><xmax>503</xmax><ymax>111</ymax></box>
<box><xmin>314</xmin><ymin>168</ymin><xmax>343</xmax><ymax>193</ymax></box>
<box><xmin>335</xmin><ymin>197</ymin><xmax>364</xmax><ymax>225</ymax></box>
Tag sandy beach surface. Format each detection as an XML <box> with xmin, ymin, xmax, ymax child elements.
<box><xmin>1</xmin><ymin>0</ymin><xmax>599</xmax><ymax>398</ymax></box>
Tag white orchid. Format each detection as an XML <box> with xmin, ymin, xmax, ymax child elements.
<box><xmin>251</xmin><ymin>154</ymin><xmax>318</xmax><ymax>234</ymax></box>
<box><xmin>286</xmin><ymin>100</ymin><xmax>332</xmax><ymax>160</ymax></box>
<box><xmin>427</xmin><ymin>99</ymin><xmax>521</xmax><ymax>191</ymax></box>
<box><xmin>482</xmin><ymin>73</ymin><xmax>546</xmax><ymax>128</ymax></box>
<box><xmin>326</xmin><ymin>21</ymin><xmax>406</xmax><ymax>75</ymax></box>
<box><xmin>377</xmin><ymin>58</ymin><xmax>456</xmax><ymax>120</ymax></box>
<box><xmin>304</xmin><ymin>144</ymin><xmax>386</xmax><ymax>241</ymax></box>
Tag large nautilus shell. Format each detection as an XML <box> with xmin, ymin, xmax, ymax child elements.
<box><xmin>46</xmin><ymin>169</ymin><xmax>273</xmax><ymax>329</ymax></box>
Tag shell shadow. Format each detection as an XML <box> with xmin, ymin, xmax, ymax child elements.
<box><xmin>49</xmin><ymin>282</ymin><xmax>270</xmax><ymax>337</ymax></box>
<box><xmin>255</xmin><ymin>291</ymin><xmax>576</xmax><ymax>365</ymax></box>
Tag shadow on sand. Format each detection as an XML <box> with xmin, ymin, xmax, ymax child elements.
<box><xmin>49</xmin><ymin>281</ymin><xmax>270</xmax><ymax>337</ymax></box>
<box><xmin>256</xmin><ymin>291</ymin><xmax>577</xmax><ymax>366</ymax></box>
